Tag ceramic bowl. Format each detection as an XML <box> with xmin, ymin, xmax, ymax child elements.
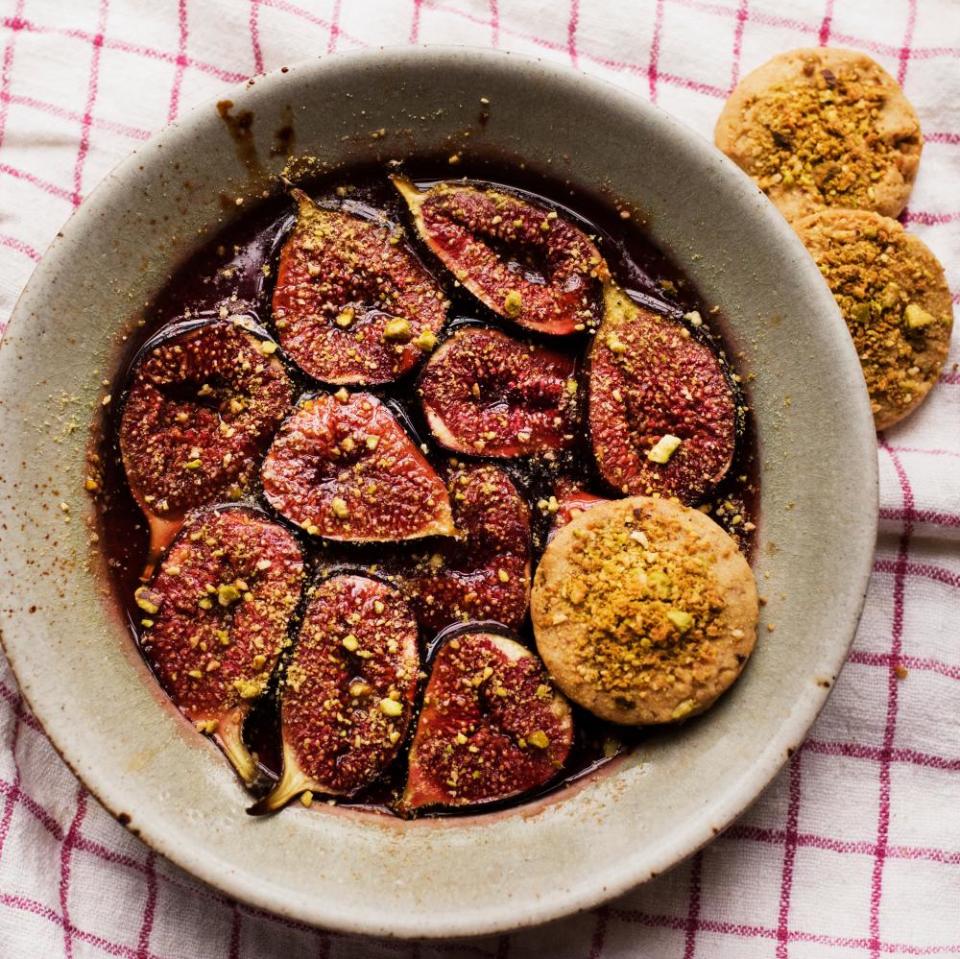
<box><xmin>0</xmin><ymin>48</ymin><xmax>877</xmax><ymax>938</ymax></box>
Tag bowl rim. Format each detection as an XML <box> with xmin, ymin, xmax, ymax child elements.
<box><xmin>0</xmin><ymin>45</ymin><xmax>878</xmax><ymax>938</ymax></box>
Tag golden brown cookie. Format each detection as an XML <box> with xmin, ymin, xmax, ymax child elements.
<box><xmin>531</xmin><ymin>496</ymin><xmax>758</xmax><ymax>726</ymax></box>
<box><xmin>795</xmin><ymin>209</ymin><xmax>954</xmax><ymax>429</ymax></box>
<box><xmin>715</xmin><ymin>48</ymin><xmax>922</xmax><ymax>221</ymax></box>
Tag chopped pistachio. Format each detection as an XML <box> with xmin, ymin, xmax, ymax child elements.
<box><xmin>134</xmin><ymin>586</ymin><xmax>160</xmax><ymax>615</ymax></box>
<box><xmin>194</xmin><ymin>719</ymin><xmax>218</xmax><ymax>734</ymax></box>
<box><xmin>379</xmin><ymin>697</ymin><xmax>403</xmax><ymax>717</ymax></box>
<box><xmin>183</xmin><ymin>458</ymin><xmax>202</xmax><ymax>470</ymax></box>
<box><xmin>683</xmin><ymin>310</ymin><xmax>703</xmax><ymax>328</ymax></box>
<box><xmin>666</xmin><ymin>608</ymin><xmax>694</xmax><ymax>632</ymax></box>
<box><xmin>233</xmin><ymin>677</ymin><xmax>263</xmax><ymax>699</ymax></box>
<box><xmin>605</xmin><ymin>333</ymin><xmax>627</xmax><ymax>354</ymax></box>
<box><xmin>259</xmin><ymin>339</ymin><xmax>278</xmax><ymax>355</ymax></box>
<box><xmin>335</xmin><ymin>306</ymin><xmax>355</xmax><ymax>328</ymax></box>
<box><xmin>334</xmin><ymin>387</ymin><xmax>350</xmax><ymax>404</ymax></box>
<box><xmin>503</xmin><ymin>289</ymin><xmax>523</xmax><ymax>317</ymax></box>
<box><xmin>413</xmin><ymin>329</ymin><xmax>437</xmax><ymax>351</ymax></box>
<box><xmin>527</xmin><ymin>730</ymin><xmax>550</xmax><ymax>749</ymax></box>
<box><xmin>300</xmin><ymin>790</ymin><xmax>314</xmax><ymax>807</ymax></box>
<box><xmin>331</xmin><ymin>497</ymin><xmax>350</xmax><ymax>519</ymax></box>
<box><xmin>647</xmin><ymin>434</ymin><xmax>682</xmax><ymax>464</ymax></box>
<box><xmin>904</xmin><ymin>303</ymin><xmax>936</xmax><ymax>329</ymax></box>
<box><xmin>217</xmin><ymin>583</ymin><xmax>242</xmax><ymax>607</ymax></box>
<box><xmin>342</xmin><ymin>634</ymin><xmax>359</xmax><ymax>652</ymax></box>
<box><xmin>497</xmin><ymin>568</ymin><xmax>510</xmax><ymax>583</ymax></box>
<box><xmin>383</xmin><ymin>317</ymin><xmax>413</xmax><ymax>342</ymax></box>
<box><xmin>670</xmin><ymin>699</ymin><xmax>695</xmax><ymax>720</ymax></box>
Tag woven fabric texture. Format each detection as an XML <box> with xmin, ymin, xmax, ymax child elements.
<box><xmin>0</xmin><ymin>1</ymin><xmax>958</xmax><ymax>956</ymax></box>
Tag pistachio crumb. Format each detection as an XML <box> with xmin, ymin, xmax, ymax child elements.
<box><xmin>647</xmin><ymin>434</ymin><xmax>683</xmax><ymax>464</ymax></box>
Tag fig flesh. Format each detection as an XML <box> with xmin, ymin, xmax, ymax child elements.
<box><xmin>588</xmin><ymin>284</ymin><xmax>736</xmax><ymax>504</ymax></box>
<box><xmin>250</xmin><ymin>574</ymin><xmax>420</xmax><ymax>813</ymax></box>
<box><xmin>272</xmin><ymin>190</ymin><xmax>447</xmax><ymax>384</ymax></box>
<box><xmin>119</xmin><ymin>320</ymin><xmax>293</xmax><ymax>574</ymax></box>
<box><xmin>402</xmin><ymin>631</ymin><xmax>573</xmax><ymax>811</ymax></box>
<box><xmin>418</xmin><ymin>326</ymin><xmax>578</xmax><ymax>457</ymax></box>
<box><xmin>403</xmin><ymin>463</ymin><xmax>530</xmax><ymax>633</ymax></box>
<box><xmin>393</xmin><ymin>177</ymin><xmax>606</xmax><ymax>335</ymax></box>
<box><xmin>261</xmin><ymin>391</ymin><xmax>456</xmax><ymax>542</ymax></box>
<box><xmin>549</xmin><ymin>483</ymin><xmax>608</xmax><ymax>539</ymax></box>
<box><xmin>137</xmin><ymin>507</ymin><xmax>304</xmax><ymax>783</ymax></box>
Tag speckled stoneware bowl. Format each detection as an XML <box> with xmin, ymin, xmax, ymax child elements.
<box><xmin>0</xmin><ymin>48</ymin><xmax>877</xmax><ymax>938</ymax></box>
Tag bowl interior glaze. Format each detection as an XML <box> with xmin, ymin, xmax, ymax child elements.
<box><xmin>0</xmin><ymin>48</ymin><xmax>877</xmax><ymax>938</ymax></box>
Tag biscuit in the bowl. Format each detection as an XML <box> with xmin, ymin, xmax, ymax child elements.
<box><xmin>531</xmin><ymin>496</ymin><xmax>758</xmax><ymax>726</ymax></box>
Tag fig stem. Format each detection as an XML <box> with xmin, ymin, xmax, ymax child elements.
<box><xmin>246</xmin><ymin>764</ymin><xmax>312</xmax><ymax>817</ymax></box>
<box><xmin>389</xmin><ymin>175</ymin><xmax>424</xmax><ymax>210</ymax></box>
<box><xmin>141</xmin><ymin>512</ymin><xmax>185</xmax><ymax>581</ymax></box>
<box><xmin>215</xmin><ymin>711</ymin><xmax>259</xmax><ymax>785</ymax></box>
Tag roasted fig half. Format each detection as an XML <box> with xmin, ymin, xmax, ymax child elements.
<box><xmin>250</xmin><ymin>574</ymin><xmax>419</xmax><ymax>814</ymax></box>
<box><xmin>136</xmin><ymin>507</ymin><xmax>304</xmax><ymax>783</ymax></box>
<box><xmin>271</xmin><ymin>190</ymin><xmax>447</xmax><ymax>384</ymax></box>
<box><xmin>401</xmin><ymin>631</ymin><xmax>573</xmax><ymax>812</ymax></box>
<box><xmin>120</xmin><ymin>320</ymin><xmax>293</xmax><ymax>574</ymax></box>
<box><xmin>403</xmin><ymin>463</ymin><xmax>530</xmax><ymax>633</ymax></box>
<box><xmin>548</xmin><ymin>483</ymin><xmax>608</xmax><ymax>539</ymax></box>
<box><xmin>261</xmin><ymin>391</ymin><xmax>456</xmax><ymax>542</ymax></box>
<box><xmin>418</xmin><ymin>326</ymin><xmax>578</xmax><ymax>457</ymax></box>
<box><xmin>588</xmin><ymin>284</ymin><xmax>737</xmax><ymax>504</ymax></box>
<box><xmin>393</xmin><ymin>177</ymin><xmax>606</xmax><ymax>335</ymax></box>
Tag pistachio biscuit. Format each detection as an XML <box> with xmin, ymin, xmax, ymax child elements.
<box><xmin>531</xmin><ymin>496</ymin><xmax>758</xmax><ymax>726</ymax></box>
<box><xmin>715</xmin><ymin>48</ymin><xmax>922</xmax><ymax>222</ymax></box>
<box><xmin>795</xmin><ymin>209</ymin><xmax>953</xmax><ymax>430</ymax></box>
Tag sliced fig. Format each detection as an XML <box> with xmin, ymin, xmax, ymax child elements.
<box><xmin>250</xmin><ymin>575</ymin><xmax>419</xmax><ymax>813</ymax></box>
<box><xmin>271</xmin><ymin>190</ymin><xmax>447</xmax><ymax>384</ymax></box>
<box><xmin>588</xmin><ymin>283</ymin><xmax>737</xmax><ymax>504</ymax></box>
<box><xmin>393</xmin><ymin>177</ymin><xmax>606</xmax><ymax>335</ymax></box>
<box><xmin>261</xmin><ymin>391</ymin><xmax>456</xmax><ymax>542</ymax></box>
<box><xmin>418</xmin><ymin>326</ymin><xmax>578</xmax><ymax>457</ymax></box>
<box><xmin>137</xmin><ymin>507</ymin><xmax>304</xmax><ymax>783</ymax></box>
<box><xmin>548</xmin><ymin>482</ymin><xmax>608</xmax><ymax>539</ymax></box>
<box><xmin>403</xmin><ymin>463</ymin><xmax>530</xmax><ymax>633</ymax></box>
<box><xmin>119</xmin><ymin>320</ymin><xmax>293</xmax><ymax>574</ymax></box>
<box><xmin>401</xmin><ymin>631</ymin><xmax>573</xmax><ymax>811</ymax></box>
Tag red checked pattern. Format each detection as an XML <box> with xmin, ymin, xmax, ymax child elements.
<box><xmin>0</xmin><ymin>1</ymin><xmax>958</xmax><ymax>956</ymax></box>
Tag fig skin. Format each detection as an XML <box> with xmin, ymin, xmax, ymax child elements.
<box><xmin>119</xmin><ymin>320</ymin><xmax>293</xmax><ymax>575</ymax></box>
<box><xmin>272</xmin><ymin>190</ymin><xmax>447</xmax><ymax>385</ymax></box>
<box><xmin>403</xmin><ymin>463</ymin><xmax>531</xmax><ymax>634</ymax></box>
<box><xmin>418</xmin><ymin>326</ymin><xmax>578</xmax><ymax>457</ymax></box>
<box><xmin>261</xmin><ymin>391</ymin><xmax>456</xmax><ymax>542</ymax></box>
<box><xmin>401</xmin><ymin>631</ymin><xmax>573</xmax><ymax>812</ymax></box>
<box><xmin>588</xmin><ymin>283</ymin><xmax>737</xmax><ymax>504</ymax></box>
<box><xmin>393</xmin><ymin>177</ymin><xmax>606</xmax><ymax>336</ymax></box>
<box><xmin>250</xmin><ymin>574</ymin><xmax>420</xmax><ymax>814</ymax></box>
<box><xmin>137</xmin><ymin>507</ymin><xmax>304</xmax><ymax>783</ymax></box>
